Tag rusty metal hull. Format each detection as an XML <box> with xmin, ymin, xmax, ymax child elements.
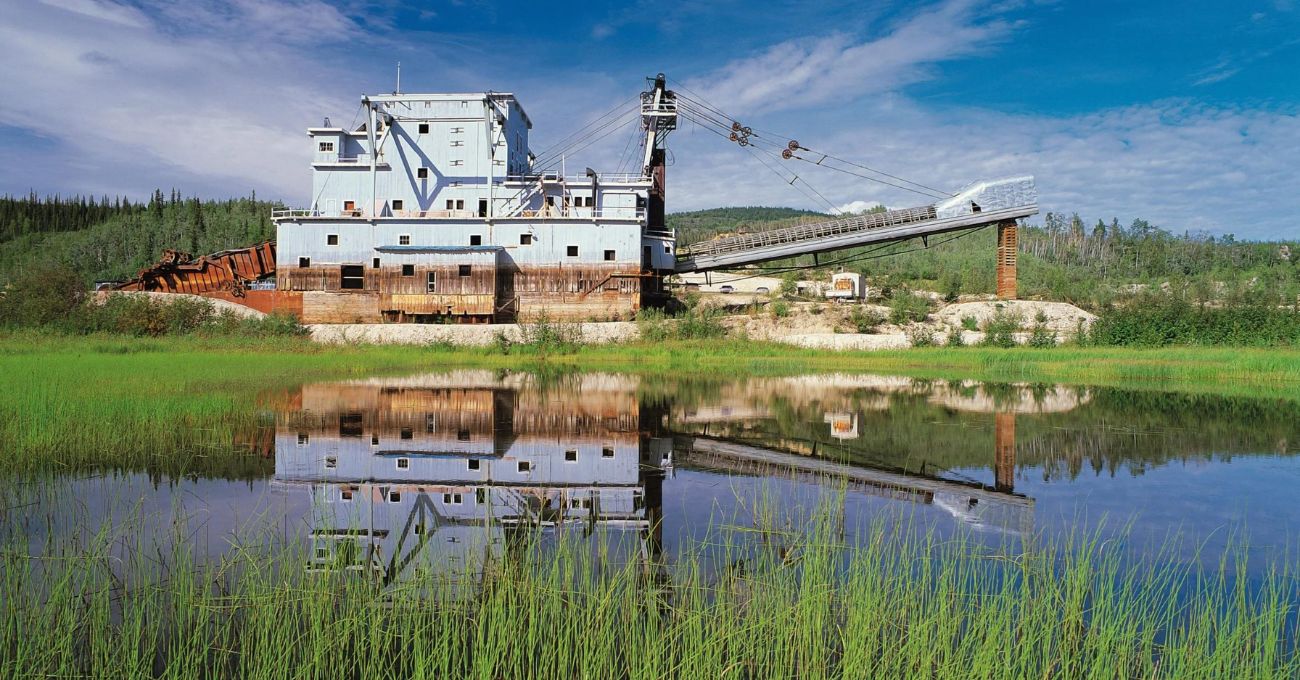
<box><xmin>113</xmin><ymin>241</ymin><xmax>277</xmax><ymax>295</ymax></box>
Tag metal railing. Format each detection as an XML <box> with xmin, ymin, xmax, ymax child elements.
<box><xmin>313</xmin><ymin>153</ymin><xmax>383</xmax><ymax>165</ymax></box>
<box><xmin>679</xmin><ymin>205</ymin><xmax>938</xmax><ymax>259</ymax></box>
<box><xmin>502</xmin><ymin>172</ymin><xmax>649</xmax><ymax>184</ymax></box>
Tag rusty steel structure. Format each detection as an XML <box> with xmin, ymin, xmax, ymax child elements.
<box><xmin>113</xmin><ymin>241</ymin><xmax>276</xmax><ymax>297</ymax></box>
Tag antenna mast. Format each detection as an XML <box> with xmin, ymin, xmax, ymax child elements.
<box><xmin>395</xmin><ymin>62</ymin><xmax>401</xmax><ymax>94</ymax></box>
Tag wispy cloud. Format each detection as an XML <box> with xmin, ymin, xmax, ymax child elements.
<box><xmin>687</xmin><ymin>0</ymin><xmax>1017</xmax><ymax>114</ymax></box>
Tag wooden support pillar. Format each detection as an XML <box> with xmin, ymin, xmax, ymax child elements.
<box><xmin>994</xmin><ymin>411</ymin><xmax>1015</xmax><ymax>493</ymax></box>
<box><xmin>996</xmin><ymin>221</ymin><xmax>1018</xmax><ymax>300</ymax></box>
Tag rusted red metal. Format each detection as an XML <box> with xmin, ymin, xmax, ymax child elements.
<box><xmin>113</xmin><ymin>241</ymin><xmax>277</xmax><ymax>296</ymax></box>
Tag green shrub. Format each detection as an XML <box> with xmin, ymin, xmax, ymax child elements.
<box><xmin>1028</xmin><ymin>322</ymin><xmax>1058</xmax><ymax>348</ymax></box>
<box><xmin>1089</xmin><ymin>295</ymin><xmax>1300</xmax><ymax>347</ymax></box>
<box><xmin>770</xmin><ymin>300</ymin><xmax>790</xmax><ymax>319</ymax></box>
<box><xmin>907</xmin><ymin>327</ymin><xmax>936</xmax><ymax>347</ymax></box>
<box><xmin>0</xmin><ymin>262</ymin><xmax>86</xmax><ymax>328</ymax></box>
<box><xmin>960</xmin><ymin>315</ymin><xmax>979</xmax><ymax>331</ymax></box>
<box><xmin>888</xmin><ymin>291</ymin><xmax>933</xmax><ymax>324</ymax></box>
<box><xmin>982</xmin><ymin>308</ymin><xmax>1022</xmax><ymax>348</ymax></box>
<box><xmin>848</xmin><ymin>306</ymin><xmax>884</xmax><ymax>334</ymax></box>
<box><xmin>946</xmin><ymin>328</ymin><xmax>966</xmax><ymax>347</ymax></box>
<box><xmin>636</xmin><ymin>306</ymin><xmax>727</xmax><ymax>341</ymax></box>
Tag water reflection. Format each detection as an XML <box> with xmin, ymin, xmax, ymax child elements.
<box><xmin>265</xmin><ymin>372</ymin><xmax>1110</xmax><ymax>585</ymax></box>
<box><xmin>272</xmin><ymin>374</ymin><xmax>671</xmax><ymax>585</ymax></box>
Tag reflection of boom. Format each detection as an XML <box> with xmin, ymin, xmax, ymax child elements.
<box><xmin>679</xmin><ymin>435</ymin><xmax>1033</xmax><ymax>535</ymax></box>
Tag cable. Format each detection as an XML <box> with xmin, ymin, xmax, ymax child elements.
<box><xmin>669</xmin><ymin>80</ymin><xmax>955</xmax><ymax>200</ymax></box>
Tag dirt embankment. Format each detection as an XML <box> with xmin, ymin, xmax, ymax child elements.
<box><xmin>309</xmin><ymin>298</ymin><xmax>1095</xmax><ymax>349</ymax></box>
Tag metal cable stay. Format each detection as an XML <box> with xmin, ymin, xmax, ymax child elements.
<box><xmin>666</xmin><ymin>77</ymin><xmax>955</xmax><ymax>201</ymax></box>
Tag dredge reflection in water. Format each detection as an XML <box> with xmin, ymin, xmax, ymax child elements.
<box><xmin>265</xmin><ymin>372</ymin><xmax>1097</xmax><ymax>586</ymax></box>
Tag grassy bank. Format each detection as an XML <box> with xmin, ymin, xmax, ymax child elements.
<box><xmin>1</xmin><ymin>332</ymin><xmax>1297</xmax><ymax>476</ymax></box>
<box><xmin>3</xmin><ymin>505</ymin><xmax>1296</xmax><ymax>679</ymax></box>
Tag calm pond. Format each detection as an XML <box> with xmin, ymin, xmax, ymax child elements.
<box><xmin>12</xmin><ymin>371</ymin><xmax>1300</xmax><ymax>581</ymax></box>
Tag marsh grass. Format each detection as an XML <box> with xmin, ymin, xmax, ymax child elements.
<box><xmin>1</xmin><ymin>501</ymin><xmax>1296</xmax><ymax>679</ymax></box>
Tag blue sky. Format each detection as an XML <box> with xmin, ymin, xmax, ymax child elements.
<box><xmin>2</xmin><ymin>0</ymin><xmax>1298</xmax><ymax>238</ymax></box>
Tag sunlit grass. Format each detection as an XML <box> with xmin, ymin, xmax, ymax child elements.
<box><xmin>2</xmin><ymin>501</ymin><xmax>1296</xmax><ymax>679</ymax></box>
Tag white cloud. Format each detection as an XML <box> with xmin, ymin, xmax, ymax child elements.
<box><xmin>38</xmin><ymin>0</ymin><xmax>150</xmax><ymax>28</ymax></box>
<box><xmin>835</xmin><ymin>200</ymin><xmax>886</xmax><ymax>214</ymax></box>
<box><xmin>0</xmin><ymin>0</ymin><xmax>368</xmax><ymax>201</ymax></box>
<box><xmin>686</xmin><ymin>0</ymin><xmax>1014</xmax><ymax>115</ymax></box>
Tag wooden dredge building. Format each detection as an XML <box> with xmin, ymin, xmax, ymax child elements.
<box><xmin>268</xmin><ymin>77</ymin><xmax>680</xmax><ymax>323</ymax></box>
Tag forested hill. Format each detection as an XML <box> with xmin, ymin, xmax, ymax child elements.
<box><xmin>669</xmin><ymin>206</ymin><xmax>1297</xmax><ymax>307</ymax></box>
<box><xmin>1</xmin><ymin>197</ymin><xmax>1295</xmax><ymax>309</ymax></box>
<box><xmin>0</xmin><ymin>191</ymin><xmax>278</xmax><ymax>283</ymax></box>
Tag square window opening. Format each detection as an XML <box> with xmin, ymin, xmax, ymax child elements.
<box><xmin>459</xmin><ymin>264</ymin><xmax>471</xmax><ymax>277</ymax></box>
<box><xmin>324</xmin><ymin>456</ymin><xmax>337</xmax><ymax>469</ymax></box>
<box><xmin>470</xmin><ymin>234</ymin><xmax>482</xmax><ymax>246</ymax></box>
<box><xmin>389</xmin><ymin>491</ymin><xmax>401</xmax><ymax>503</ymax></box>
<box><xmin>402</xmin><ymin>264</ymin><xmax>415</xmax><ymax>277</ymax></box>
<box><xmin>467</xmin><ymin>458</ymin><xmax>480</xmax><ymax>471</ymax></box>
<box><xmin>564</xmin><ymin>449</ymin><xmax>577</xmax><ymax>462</ymax></box>
<box><xmin>340</xmin><ymin>490</ymin><xmax>353</xmax><ymax>502</ymax></box>
<box><xmin>602</xmin><ymin>446</ymin><xmax>615</xmax><ymax>459</ymax></box>
<box><xmin>372</xmin><ymin>257</ymin><xmax>381</xmax><ymax>269</ymax></box>
<box><xmin>566</xmin><ymin>245</ymin><xmax>578</xmax><ymax>257</ymax></box>
<box><xmin>418</xmin><ymin>123</ymin><xmax>429</xmax><ymax>134</ymax></box>
<box><xmin>604</xmin><ymin>249</ymin><xmax>615</xmax><ymax>261</ymax></box>
<box><xmin>417</xmin><ymin>167</ymin><xmax>429</xmax><ymax>179</ymax></box>
<box><xmin>341</xmin><ymin>265</ymin><xmax>364</xmax><ymax>290</ymax></box>
<box><xmin>296</xmin><ymin>433</ymin><xmax>309</xmax><ymax>446</ymax></box>
<box><xmin>396</xmin><ymin>458</ymin><xmax>410</xmax><ymax>470</ymax></box>
<box><xmin>392</xmin><ymin>199</ymin><xmax>404</xmax><ymax>211</ymax></box>
<box><xmin>517</xmin><ymin>461</ymin><xmax>531</xmax><ymax>473</ymax></box>
<box><xmin>457</xmin><ymin>429</ymin><xmax>470</xmax><ymax>442</ymax></box>
<box><xmin>298</xmin><ymin>257</ymin><xmax>310</xmax><ymax>269</ymax></box>
<box><xmin>399</xmin><ymin>234</ymin><xmax>411</xmax><ymax>245</ymax></box>
<box><xmin>520</xmin><ymin>233</ymin><xmax>532</xmax><ymax>245</ymax></box>
<box><xmin>400</xmin><ymin>427</ymin><xmax>413</xmax><ymax>440</ymax></box>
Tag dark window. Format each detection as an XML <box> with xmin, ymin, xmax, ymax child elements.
<box><xmin>298</xmin><ymin>257</ymin><xmax>310</xmax><ymax>268</ymax></box>
<box><xmin>604</xmin><ymin>249</ymin><xmax>615</xmax><ymax>261</ymax></box>
<box><xmin>418</xmin><ymin>123</ymin><xmax>429</xmax><ymax>134</ymax></box>
<box><xmin>400</xmin><ymin>428</ymin><xmax>413</xmax><ymax>440</ymax></box>
<box><xmin>457</xmin><ymin>429</ymin><xmax>470</xmax><ymax>441</ymax></box>
<box><xmin>402</xmin><ymin>264</ymin><xmax>414</xmax><ymax>277</ymax></box>
<box><xmin>341</xmin><ymin>265</ymin><xmax>364</xmax><ymax>290</ymax></box>
<box><xmin>399</xmin><ymin>234</ymin><xmax>410</xmax><ymax>245</ymax></box>
<box><xmin>478</xmin><ymin>198</ymin><xmax>488</xmax><ymax>217</ymax></box>
<box><xmin>475</xmin><ymin>488</ymin><xmax>486</xmax><ymax>504</ymax></box>
<box><xmin>602</xmin><ymin>446</ymin><xmax>615</xmax><ymax>459</ymax></box>
<box><xmin>392</xmin><ymin>199</ymin><xmax>403</xmax><ymax>211</ymax></box>
<box><xmin>396</xmin><ymin>458</ymin><xmax>409</xmax><ymax>469</ymax></box>
<box><xmin>565</xmin><ymin>449</ymin><xmax>577</xmax><ymax>462</ymax></box>
<box><xmin>372</xmin><ymin>257</ymin><xmax>380</xmax><ymax>269</ymax></box>
<box><xmin>426</xmin><ymin>272</ymin><xmax>436</xmax><ymax>293</ymax></box>
<box><xmin>567</xmin><ymin>245</ymin><xmax>578</xmax><ymax>257</ymax></box>
<box><xmin>318</xmin><ymin>141</ymin><xmax>334</xmax><ymax>152</ymax></box>
<box><xmin>459</xmin><ymin>265</ymin><xmax>471</xmax><ymax>277</ymax></box>
<box><xmin>470</xmin><ymin>234</ymin><xmax>482</xmax><ymax>246</ymax></box>
<box><xmin>417</xmin><ymin>167</ymin><xmax>429</xmax><ymax>179</ymax></box>
<box><xmin>339</xmin><ymin>413</ymin><xmax>363</xmax><ymax>437</ymax></box>
<box><xmin>518</xmin><ymin>461</ymin><xmax>531</xmax><ymax>473</ymax></box>
<box><xmin>467</xmin><ymin>458</ymin><xmax>480</xmax><ymax>471</ymax></box>
<box><xmin>389</xmin><ymin>491</ymin><xmax>401</xmax><ymax>503</ymax></box>
<box><xmin>520</xmin><ymin>233</ymin><xmax>532</xmax><ymax>245</ymax></box>
<box><xmin>327</xmin><ymin>234</ymin><xmax>338</xmax><ymax>245</ymax></box>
